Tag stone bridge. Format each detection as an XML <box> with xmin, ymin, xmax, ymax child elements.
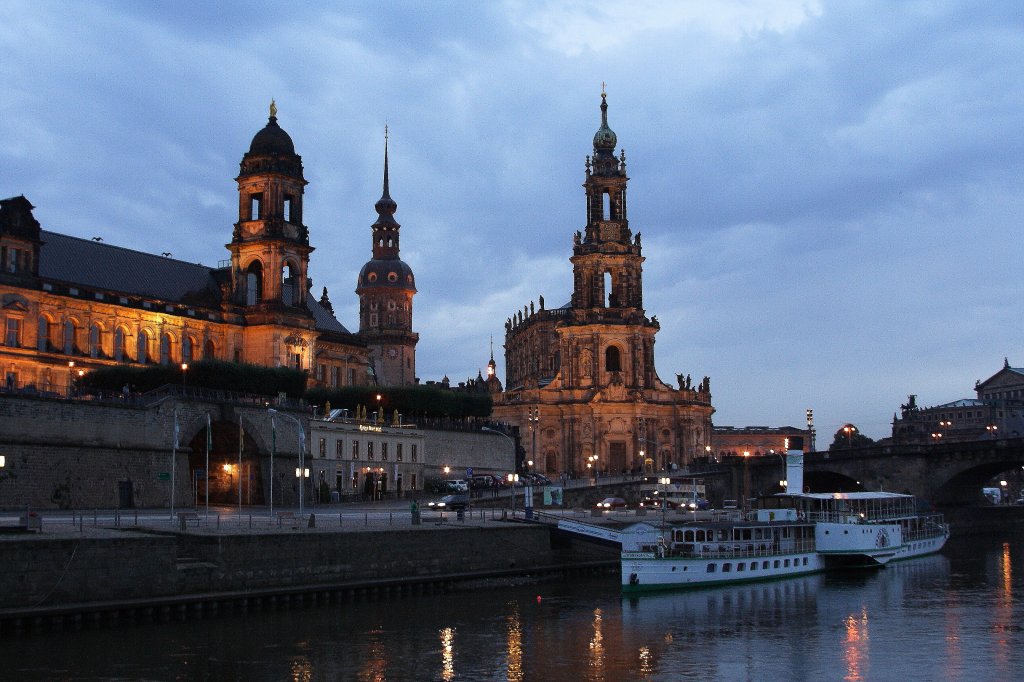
<box><xmin>718</xmin><ymin>437</ymin><xmax>1024</xmax><ymax>506</ymax></box>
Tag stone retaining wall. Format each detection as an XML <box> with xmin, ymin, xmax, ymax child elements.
<box><xmin>0</xmin><ymin>525</ymin><xmax>555</xmax><ymax>612</ymax></box>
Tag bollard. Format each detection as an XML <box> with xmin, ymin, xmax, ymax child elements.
<box><xmin>389</xmin><ymin>512</ymin><xmax>393</xmax><ymax>526</ymax></box>
<box><xmin>135</xmin><ymin>511</ymin><xmax>138</xmax><ymax>526</ymax></box>
<box><xmin>365</xmin><ymin>513</ymin><xmax>368</xmax><ymax>526</ymax></box>
<box><xmin>249</xmin><ymin>514</ymin><xmax>252</xmax><ymax>529</ymax></box>
<box><xmin>339</xmin><ymin>513</ymin><xmax>343</xmax><ymax>527</ymax></box>
<box><xmin>94</xmin><ymin>509</ymin><xmax>97</xmax><ymax>526</ymax></box>
<box><xmin>308</xmin><ymin>514</ymin><xmax>316</xmax><ymax>528</ymax></box>
<box><xmin>217</xmin><ymin>515</ymin><xmax>221</xmax><ymax>530</ymax></box>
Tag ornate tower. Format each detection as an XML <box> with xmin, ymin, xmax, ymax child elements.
<box><xmin>494</xmin><ymin>89</ymin><xmax>713</xmax><ymax>478</ymax></box>
<box><xmin>562</xmin><ymin>89</ymin><xmax>657</xmax><ymax>390</ymax></box>
<box><xmin>356</xmin><ymin>130</ymin><xmax>418</xmax><ymax>385</ymax></box>
<box><xmin>227</xmin><ymin>102</ymin><xmax>317</xmax><ymax>368</ymax></box>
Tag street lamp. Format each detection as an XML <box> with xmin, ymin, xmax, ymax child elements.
<box><xmin>658</xmin><ymin>476</ymin><xmax>670</xmax><ymax>526</ymax></box>
<box><xmin>181</xmin><ymin>363</ymin><xmax>188</xmax><ymax>390</ymax></box>
<box><xmin>67</xmin><ymin>360</ymin><xmax>75</xmax><ymax>397</ymax></box>
<box><xmin>528</xmin><ymin>407</ymin><xmax>539</xmax><ymax>475</ymax></box>
<box><xmin>842</xmin><ymin>425</ymin><xmax>857</xmax><ymax>448</ymax></box>
<box><xmin>987</xmin><ymin>424</ymin><xmax>999</xmax><ymax>438</ymax></box>
<box><xmin>930</xmin><ymin>432</ymin><xmax>943</xmax><ymax>443</ymax></box>
<box><xmin>481</xmin><ymin>426</ymin><xmax>517</xmax><ymax>471</ymax></box>
<box><xmin>268</xmin><ymin>408</ymin><xmax>306</xmax><ymax>517</ymax></box>
<box><xmin>507</xmin><ymin>473</ymin><xmax>519</xmax><ymax>513</ymax></box>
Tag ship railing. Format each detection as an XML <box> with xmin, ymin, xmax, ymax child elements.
<box><xmin>674</xmin><ymin>539</ymin><xmax>816</xmax><ymax>559</ymax></box>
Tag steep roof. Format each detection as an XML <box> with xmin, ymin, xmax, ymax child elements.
<box><xmin>37</xmin><ymin>229</ymin><xmax>355</xmax><ymax>336</ymax></box>
<box><xmin>38</xmin><ymin>230</ymin><xmax>220</xmax><ymax>305</ymax></box>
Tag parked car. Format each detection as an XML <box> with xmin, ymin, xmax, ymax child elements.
<box><xmin>595</xmin><ymin>497</ymin><xmax>627</xmax><ymax>510</ymax></box>
<box><xmin>470</xmin><ymin>474</ymin><xmax>502</xmax><ymax>490</ymax></box>
<box><xmin>428</xmin><ymin>494</ymin><xmax>470</xmax><ymax>511</ymax></box>
<box><xmin>446</xmin><ymin>479</ymin><xmax>469</xmax><ymax>493</ymax></box>
<box><xmin>523</xmin><ymin>472</ymin><xmax>552</xmax><ymax>486</ymax></box>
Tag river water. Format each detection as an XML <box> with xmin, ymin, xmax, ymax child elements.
<box><xmin>1</xmin><ymin>529</ymin><xmax>1022</xmax><ymax>681</ymax></box>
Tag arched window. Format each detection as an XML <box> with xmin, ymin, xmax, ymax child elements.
<box><xmin>63</xmin><ymin>320</ymin><xmax>77</xmax><ymax>355</ymax></box>
<box><xmin>89</xmin><ymin>323</ymin><xmax>102</xmax><ymax>358</ymax></box>
<box><xmin>203</xmin><ymin>338</ymin><xmax>215</xmax><ymax>360</ymax></box>
<box><xmin>182</xmin><ymin>335</ymin><xmax>193</xmax><ymax>364</ymax></box>
<box><xmin>281</xmin><ymin>262</ymin><xmax>299</xmax><ymax>306</ymax></box>
<box><xmin>245</xmin><ymin>261</ymin><xmax>263</xmax><ymax>306</ymax></box>
<box><xmin>605</xmin><ymin>346</ymin><xmax>621</xmax><ymax>372</ymax></box>
<box><xmin>37</xmin><ymin>316</ymin><xmax>49</xmax><ymax>352</ymax></box>
<box><xmin>113</xmin><ymin>327</ymin><xmax>126</xmax><ymax>362</ymax></box>
<box><xmin>137</xmin><ymin>330</ymin><xmax>150</xmax><ymax>364</ymax></box>
<box><xmin>159</xmin><ymin>333</ymin><xmax>172</xmax><ymax>365</ymax></box>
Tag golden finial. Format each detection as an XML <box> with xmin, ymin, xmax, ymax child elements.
<box><xmin>269</xmin><ymin>99</ymin><xmax>277</xmax><ymax>118</ymax></box>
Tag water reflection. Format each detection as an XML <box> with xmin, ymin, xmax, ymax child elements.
<box><xmin>588</xmin><ymin>608</ymin><xmax>605</xmax><ymax>680</ymax></box>
<box><xmin>1</xmin><ymin>533</ymin><xmax>1022</xmax><ymax>682</ymax></box>
<box><xmin>357</xmin><ymin>628</ymin><xmax>386</xmax><ymax>682</ymax></box>
<box><xmin>842</xmin><ymin>608</ymin><xmax>869</xmax><ymax>682</ymax></box>
<box><xmin>440</xmin><ymin>626</ymin><xmax>455</xmax><ymax>681</ymax></box>
<box><xmin>506</xmin><ymin>603</ymin><xmax>523</xmax><ymax>682</ymax></box>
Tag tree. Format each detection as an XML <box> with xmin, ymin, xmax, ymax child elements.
<box><xmin>829</xmin><ymin>423</ymin><xmax>875</xmax><ymax>450</ymax></box>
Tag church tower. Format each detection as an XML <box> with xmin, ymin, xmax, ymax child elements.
<box><xmin>227</xmin><ymin>102</ymin><xmax>317</xmax><ymax>368</ymax></box>
<box><xmin>494</xmin><ymin>89</ymin><xmax>713</xmax><ymax>478</ymax></box>
<box><xmin>356</xmin><ymin>130</ymin><xmax>418</xmax><ymax>385</ymax></box>
<box><xmin>563</xmin><ymin>89</ymin><xmax>657</xmax><ymax>391</ymax></box>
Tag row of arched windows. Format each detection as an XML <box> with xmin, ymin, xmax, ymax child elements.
<box><xmin>36</xmin><ymin>316</ymin><xmax>215</xmax><ymax>365</ymax></box>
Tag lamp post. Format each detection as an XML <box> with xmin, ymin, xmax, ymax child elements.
<box><xmin>181</xmin><ymin>363</ymin><xmax>188</xmax><ymax>391</ymax></box>
<box><xmin>986</xmin><ymin>424</ymin><xmax>998</xmax><ymax>438</ymax></box>
<box><xmin>268</xmin><ymin>409</ymin><xmax>306</xmax><ymax>517</ymax></box>
<box><xmin>67</xmin><ymin>360</ymin><xmax>75</xmax><ymax>397</ymax></box>
<box><xmin>528</xmin><ymin>407</ymin><xmax>539</xmax><ymax>475</ymax></box>
<box><xmin>843</xmin><ymin>425</ymin><xmax>857</xmax><ymax>448</ymax></box>
<box><xmin>587</xmin><ymin>455</ymin><xmax>598</xmax><ymax>485</ymax></box>
<box><xmin>507</xmin><ymin>473</ymin><xmax>519</xmax><ymax>514</ymax></box>
<box><xmin>658</xmin><ymin>476</ymin><xmax>671</xmax><ymax>527</ymax></box>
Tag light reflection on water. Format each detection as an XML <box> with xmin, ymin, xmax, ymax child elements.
<box><xmin>0</xmin><ymin>532</ymin><xmax>1022</xmax><ymax>681</ymax></box>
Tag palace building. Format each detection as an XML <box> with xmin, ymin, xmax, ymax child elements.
<box><xmin>0</xmin><ymin>105</ymin><xmax>417</xmax><ymax>392</ymax></box>
<box><xmin>491</xmin><ymin>92</ymin><xmax>715</xmax><ymax>477</ymax></box>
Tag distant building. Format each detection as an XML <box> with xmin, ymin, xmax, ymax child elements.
<box><xmin>890</xmin><ymin>358</ymin><xmax>1024</xmax><ymax>443</ymax></box>
<box><xmin>491</xmin><ymin>92</ymin><xmax>714</xmax><ymax>477</ymax></box>
<box><xmin>711</xmin><ymin>425</ymin><xmax>812</xmax><ymax>459</ymax></box>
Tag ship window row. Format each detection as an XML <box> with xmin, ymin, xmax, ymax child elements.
<box><xmin>707</xmin><ymin>557</ymin><xmax>810</xmax><ymax>573</ymax></box>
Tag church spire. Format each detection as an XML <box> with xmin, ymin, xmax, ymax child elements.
<box><xmin>371</xmin><ymin>126</ymin><xmax>400</xmax><ymax>259</ymax></box>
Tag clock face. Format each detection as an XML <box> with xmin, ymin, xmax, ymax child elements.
<box><xmin>387</xmin><ymin>348</ymin><xmax>398</xmax><ymax>359</ymax></box>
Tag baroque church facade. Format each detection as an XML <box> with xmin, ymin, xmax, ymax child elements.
<box><xmin>491</xmin><ymin>93</ymin><xmax>714</xmax><ymax>477</ymax></box>
<box><xmin>0</xmin><ymin>105</ymin><xmax>417</xmax><ymax>392</ymax></box>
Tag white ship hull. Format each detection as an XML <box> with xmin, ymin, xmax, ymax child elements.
<box><xmin>622</xmin><ymin>549</ymin><xmax>825</xmax><ymax>593</ymax></box>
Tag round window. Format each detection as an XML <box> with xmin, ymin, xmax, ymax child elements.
<box><xmin>367</xmin><ymin>272</ymin><xmax>377</xmax><ymax>282</ymax></box>
<box><xmin>388</xmin><ymin>272</ymin><xmax>398</xmax><ymax>282</ymax></box>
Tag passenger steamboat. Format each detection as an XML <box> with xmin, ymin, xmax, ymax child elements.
<box><xmin>621</xmin><ymin>437</ymin><xmax>949</xmax><ymax>593</ymax></box>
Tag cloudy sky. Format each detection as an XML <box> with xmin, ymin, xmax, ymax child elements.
<box><xmin>2</xmin><ymin>1</ymin><xmax>1021</xmax><ymax>439</ymax></box>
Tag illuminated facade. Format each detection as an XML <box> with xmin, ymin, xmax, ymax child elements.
<box><xmin>0</xmin><ymin>106</ymin><xmax>403</xmax><ymax>392</ymax></box>
<box><xmin>492</xmin><ymin>93</ymin><xmax>714</xmax><ymax>477</ymax></box>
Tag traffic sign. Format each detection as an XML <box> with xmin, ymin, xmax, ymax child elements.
<box><xmin>157</xmin><ymin>472</ymin><xmax>170</xmax><ymax>481</ymax></box>
<box><xmin>466</xmin><ymin>467</ymin><xmax>473</xmax><ymax>478</ymax></box>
